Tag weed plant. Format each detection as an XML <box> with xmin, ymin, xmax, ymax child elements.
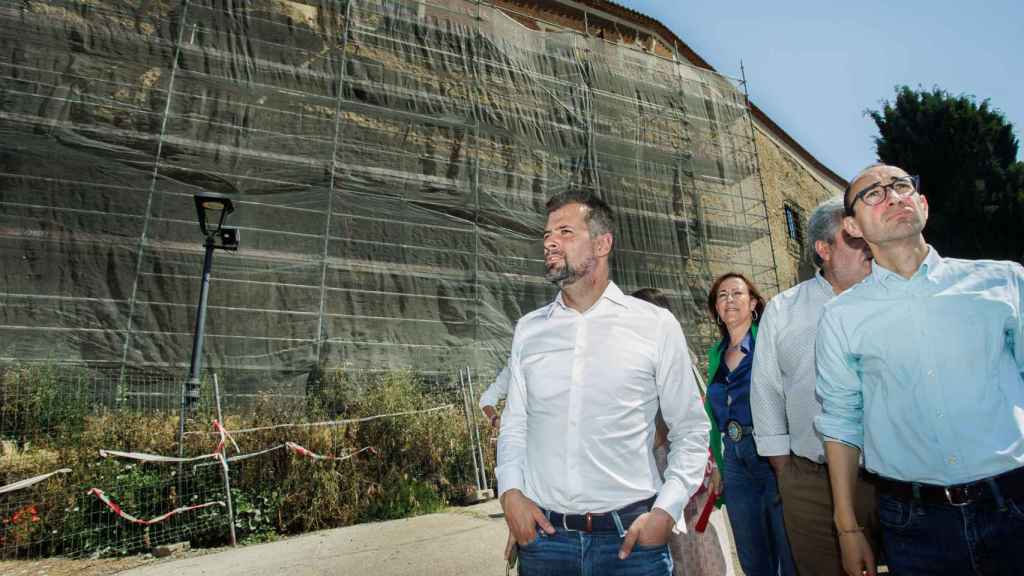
<box><xmin>0</xmin><ymin>364</ymin><xmax>495</xmax><ymax>559</ymax></box>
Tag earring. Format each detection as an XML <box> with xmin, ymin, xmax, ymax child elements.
<box><xmin>752</xmin><ymin>309</ymin><xmax>759</xmax><ymax>322</ymax></box>
<box><xmin>715</xmin><ymin>316</ymin><xmax>723</xmax><ymax>326</ymax></box>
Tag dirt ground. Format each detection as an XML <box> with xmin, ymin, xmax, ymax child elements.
<box><xmin>0</xmin><ymin>556</ymin><xmax>159</xmax><ymax>576</ymax></box>
<box><xmin>0</xmin><ymin>546</ymin><xmax>226</xmax><ymax>576</ymax></box>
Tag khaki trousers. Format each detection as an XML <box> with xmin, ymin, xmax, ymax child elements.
<box><xmin>776</xmin><ymin>455</ymin><xmax>880</xmax><ymax>576</ymax></box>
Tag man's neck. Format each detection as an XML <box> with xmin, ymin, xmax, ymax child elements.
<box><xmin>822</xmin><ymin>269</ymin><xmax>860</xmax><ymax>295</ymax></box>
<box><xmin>560</xmin><ymin>273</ymin><xmax>610</xmax><ymax>313</ymax></box>
<box><xmin>870</xmin><ymin>235</ymin><xmax>929</xmax><ymax>279</ymax></box>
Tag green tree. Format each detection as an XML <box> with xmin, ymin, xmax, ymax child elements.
<box><xmin>869</xmin><ymin>86</ymin><xmax>1024</xmax><ymax>261</ymax></box>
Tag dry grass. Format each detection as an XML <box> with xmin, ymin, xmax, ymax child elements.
<box><xmin>1</xmin><ymin>366</ymin><xmax>492</xmax><ymax>560</ymax></box>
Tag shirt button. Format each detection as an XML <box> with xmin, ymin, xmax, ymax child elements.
<box><xmin>948</xmin><ymin>456</ymin><xmax>958</xmax><ymax>465</ymax></box>
<box><xmin>727</xmin><ymin>395</ymin><xmax>733</xmax><ymax>405</ymax></box>
<box><xmin>935</xmin><ymin>409</ymin><xmax>942</xmax><ymax>418</ymax></box>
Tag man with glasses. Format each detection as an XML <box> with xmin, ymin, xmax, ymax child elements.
<box><xmin>814</xmin><ymin>163</ymin><xmax>1024</xmax><ymax>575</ymax></box>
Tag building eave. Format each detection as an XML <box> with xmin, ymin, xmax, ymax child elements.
<box><xmin>528</xmin><ymin>0</ymin><xmax>849</xmax><ymax>189</ymax></box>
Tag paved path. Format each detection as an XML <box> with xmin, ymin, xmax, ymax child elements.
<box><xmin>120</xmin><ymin>500</ymin><xmax>509</xmax><ymax>576</ymax></box>
<box><xmin>117</xmin><ymin>499</ymin><xmax>745</xmax><ymax>576</ymax></box>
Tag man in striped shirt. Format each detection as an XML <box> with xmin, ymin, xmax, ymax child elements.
<box><xmin>751</xmin><ymin>196</ymin><xmax>878</xmax><ymax>575</ymax></box>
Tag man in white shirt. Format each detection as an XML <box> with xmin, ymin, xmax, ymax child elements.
<box><xmin>750</xmin><ymin>196</ymin><xmax>879</xmax><ymax>575</ymax></box>
<box><xmin>496</xmin><ymin>189</ymin><xmax>710</xmax><ymax>575</ymax></box>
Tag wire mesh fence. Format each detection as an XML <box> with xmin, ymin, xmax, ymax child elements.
<box><xmin>1</xmin><ymin>364</ymin><xmax>493</xmax><ymax>559</ymax></box>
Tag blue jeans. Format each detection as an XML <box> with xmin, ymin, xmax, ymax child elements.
<box><xmin>878</xmin><ymin>491</ymin><xmax>1024</xmax><ymax>575</ymax></box>
<box><xmin>722</xmin><ymin>434</ymin><xmax>795</xmax><ymax>576</ymax></box>
<box><xmin>518</xmin><ymin>524</ymin><xmax>672</xmax><ymax>576</ymax></box>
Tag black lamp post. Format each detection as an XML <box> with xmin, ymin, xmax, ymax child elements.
<box><xmin>178</xmin><ymin>193</ymin><xmax>239</xmax><ymax>458</ymax></box>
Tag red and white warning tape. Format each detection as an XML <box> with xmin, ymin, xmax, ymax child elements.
<box><xmin>195</xmin><ymin>443</ymin><xmax>374</xmax><ymax>470</ymax></box>
<box><xmin>0</xmin><ymin>468</ymin><xmax>72</xmax><ymax>495</ymax></box>
<box><xmin>87</xmin><ymin>488</ymin><xmax>224</xmax><ymax>526</ymax></box>
<box><xmin>286</xmin><ymin>443</ymin><xmax>373</xmax><ymax>462</ymax></box>
<box><xmin>100</xmin><ymin>421</ymin><xmax>233</xmax><ymax>464</ymax></box>
<box><xmin>99</xmin><ymin>418</ymin><xmax>374</xmax><ymax>480</ymax></box>
<box><xmin>216</xmin><ymin>420</ymin><xmax>241</xmax><ymax>454</ymax></box>
<box><xmin>98</xmin><ymin>448</ymin><xmax>219</xmax><ymax>464</ymax></box>
<box><xmin>219</xmin><ymin>443</ymin><xmax>285</xmax><ymax>465</ymax></box>
<box><xmin>184</xmin><ymin>404</ymin><xmax>455</xmax><ymax>437</ymax></box>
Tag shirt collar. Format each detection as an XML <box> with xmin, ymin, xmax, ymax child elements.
<box><xmin>919</xmin><ymin>245</ymin><xmax>944</xmax><ymax>282</ymax></box>
<box><xmin>717</xmin><ymin>327</ymin><xmax>754</xmax><ymax>355</ymax></box>
<box><xmin>869</xmin><ymin>245</ymin><xmax>942</xmax><ymax>285</ymax></box>
<box><xmin>813</xmin><ymin>270</ymin><xmax>834</xmax><ymax>294</ymax></box>
<box><xmin>547</xmin><ymin>280</ymin><xmax>629</xmax><ymax>318</ymax></box>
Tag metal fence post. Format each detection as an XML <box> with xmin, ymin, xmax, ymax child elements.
<box><xmin>459</xmin><ymin>368</ymin><xmax>483</xmax><ymax>493</ymax></box>
<box><xmin>466</xmin><ymin>368</ymin><xmax>488</xmax><ymax>492</ymax></box>
<box><xmin>213</xmin><ymin>375</ymin><xmax>237</xmax><ymax>547</ymax></box>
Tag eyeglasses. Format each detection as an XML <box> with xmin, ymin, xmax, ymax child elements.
<box><xmin>716</xmin><ymin>289</ymin><xmax>748</xmax><ymax>302</ymax></box>
<box><xmin>846</xmin><ymin>175</ymin><xmax>920</xmax><ymax>214</ymax></box>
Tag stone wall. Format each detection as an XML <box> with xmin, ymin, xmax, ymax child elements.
<box><xmin>753</xmin><ymin>126</ymin><xmax>842</xmax><ymax>291</ymax></box>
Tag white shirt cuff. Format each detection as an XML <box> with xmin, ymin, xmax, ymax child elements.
<box><xmin>653</xmin><ymin>477</ymin><xmax>686</xmax><ymax>526</ymax></box>
<box><xmin>753</xmin><ymin>433</ymin><xmax>791</xmax><ymax>457</ymax></box>
<box><xmin>495</xmin><ymin>465</ymin><xmax>524</xmax><ymax>498</ymax></box>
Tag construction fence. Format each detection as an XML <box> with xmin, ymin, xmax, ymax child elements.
<box><xmin>1</xmin><ymin>364</ymin><xmax>493</xmax><ymax>559</ymax></box>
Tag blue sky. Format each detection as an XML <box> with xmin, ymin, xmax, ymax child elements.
<box><xmin>619</xmin><ymin>0</ymin><xmax>1024</xmax><ymax>181</ymax></box>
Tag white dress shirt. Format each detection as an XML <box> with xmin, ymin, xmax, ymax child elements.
<box><xmin>750</xmin><ymin>272</ymin><xmax>834</xmax><ymax>463</ymax></box>
<box><xmin>496</xmin><ymin>282</ymin><xmax>710</xmax><ymax>527</ymax></box>
<box><xmin>478</xmin><ymin>365</ymin><xmax>510</xmax><ymax>410</ymax></box>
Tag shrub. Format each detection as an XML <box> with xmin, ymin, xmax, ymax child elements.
<box><xmin>0</xmin><ymin>364</ymin><xmax>92</xmax><ymax>445</ymax></box>
<box><xmin>1</xmin><ymin>367</ymin><xmax>489</xmax><ymax>559</ymax></box>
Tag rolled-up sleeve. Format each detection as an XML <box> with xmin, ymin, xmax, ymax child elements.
<box><xmin>751</xmin><ymin>302</ymin><xmax>791</xmax><ymax>457</ymax></box>
<box><xmin>814</xmin><ymin>307</ymin><xmax>864</xmax><ymax>449</ymax></box>
<box><xmin>495</xmin><ymin>340</ymin><xmax>527</xmax><ymax>497</ymax></box>
<box><xmin>654</xmin><ymin>311</ymin><xmax>711</xmax><ymax>530</ymax></box>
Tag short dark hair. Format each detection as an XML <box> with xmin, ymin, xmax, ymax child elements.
<box><xmin>706</xmin><ymin>272</ymin><xmax>766</xmax><ymax>342</ymax></box>
<box><xmin>545</xmin><ymin>189</ymin><xmax>614</xmax><ymax>238</ymax></box>
<box><xmin>843</xmin><ymin>162</ymin><xmax>887</xmax><ymax>215</ymax></box>
<box><xmin>631</xmin><ymin>287</ymin><xmax>672</xmax><ymax>312</ymax></box>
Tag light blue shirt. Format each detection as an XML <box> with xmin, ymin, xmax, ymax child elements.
<box><xmin>814</xmin><ymin>247</ymin><xmax>1024</xmax><ymax>485</ymax></box>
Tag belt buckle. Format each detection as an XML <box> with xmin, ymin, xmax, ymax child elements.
<box><xmin>726</xmin><ymin>420</ymin><xmax>743</xmax><ymax>442</ymax></box>
<box><xmin>944</xmin><ymin>486</ymin><xmax>971</xmax><ymax>507</ymax></box>
<box><xmin>561</xmin><ymin>512</ymin><xmax>592</xmax><ymax>532</ymax></box>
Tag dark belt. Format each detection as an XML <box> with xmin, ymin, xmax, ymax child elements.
<box><xmin>725</xmin><ymin>420</ymin><xmax>754</xmax><ymax>442</ymax></box>
<box><xmin>545</xmin><ymin>496</ymin><xmax>656</xmax><ymax>533</ymax></box>
<box><xmin>876</xmin><ymin>466</ymin><xmax>1024</xmax><ymax>507</ymax></box>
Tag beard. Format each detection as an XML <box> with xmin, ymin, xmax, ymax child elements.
<box><xmin>545</xmin><ymin>254</ymin><xmax>596</xmax><ymax>287</ymax></box>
